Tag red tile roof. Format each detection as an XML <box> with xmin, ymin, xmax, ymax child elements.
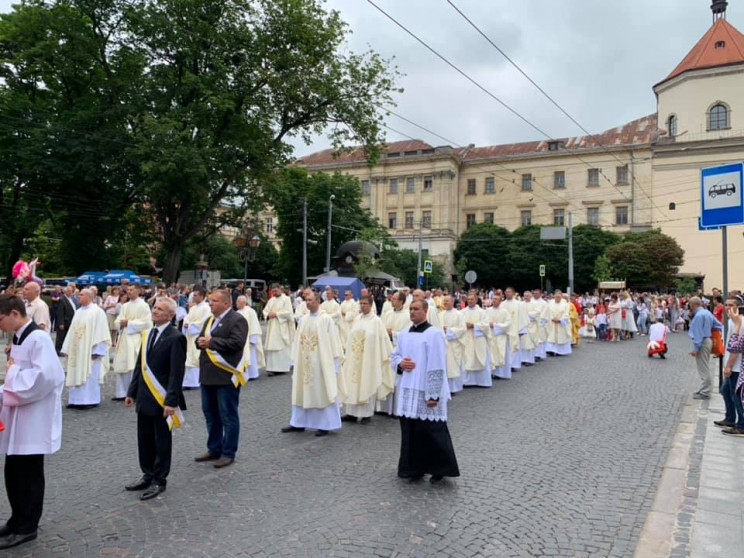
<box><xmin>297</xmin><ymin>115</ymin><xmax>658</xmax><ymax>167</ymax></box>
<box><xmin>461</xmin><ymin>114</ymin><xmax>658</xmax><ymax>161</ymax></box>
<box><xmin>297</xmin><ymin>140</ymin><xmax>434</xmax><ymax>166</ymax></box>
<box><xmin>660</xmin><ymin>18</ymin><xmax>744</xmax><ymax>85</ymax></box>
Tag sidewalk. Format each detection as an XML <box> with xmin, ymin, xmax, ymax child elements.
<box><xmin>688</xmin><ymin>392</ymin><xmax>744</xmax><ymax>557</ymax></box>
<box><xmin>636</xmin><ymin>388</ymin><xmax>744</xmax><ymax>557</ymax></box>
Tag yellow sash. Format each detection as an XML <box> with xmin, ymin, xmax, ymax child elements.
<box><xmin>204</xmin><ymin>316</ymin><xmax>247</xmax><ymax>387</ymax></box>
<box><xmin>140</xmin><ymin>331</ymin><xmax>185</xmax><ymax>431</ymax></box>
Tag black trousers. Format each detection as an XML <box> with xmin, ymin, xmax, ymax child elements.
<box><xmin>4</xmin><ymin>454</ymin><xmax>44</xmax><ymax>534</ymax></box>
<box><xmin>137</xmin><ymin>412</ymin><xmax>172</xmax><ymax>486</ymax></box>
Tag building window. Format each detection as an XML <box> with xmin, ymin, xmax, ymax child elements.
<box><xmin>467</xmin><ymin>178</ymin><xmax>476</xmax><ymax>195</ymax></box>
<box><xmin>265</xmin><ymin>217</ymin><xmax>273</xmax><ymax>233</ymax></box>
<box><xmin>715</xmin><ymin>40</ymin><xmax>726</xmax><ymax>49</ymax></box>
<box><xmin>423</xmin><ymin>176</ymin><xmax>433</xmax><ymax>192</ymax></box>
<box><xmin>485</xmin><ymin>177</ymin><xmax>495</xmax><ymax>194</ymax></box>
<box><xmin>548</xmin><ymin>141</ymin><xmax>561</xmax><ymax>151</ymax></box>
<box><xmin>466</xmin><ymin>213</ymin><xmax>476</xmax><ymax>229</ymax></box>
<box><xmin>405</xmin><ymin>211</ymin><xmax>414</xmax><ymax>229</ymax></box>
<box><xmin>388</xmin><ymin>212</ymin><xmax>397</xmax><ymax>229</ymax></box>
<box><xmin>406</xmin><ymin>177</ymin><xmax>415</xmax><ymax>193</ymax></box>
<box><xmin>709</xmin><ymin>103</ymin><xmax>729</xmax><ymax>130</ymax></box>
<box><xmin>521</xmin><ymin>173</ymin><xmax>532</xmax><ymax>191</ymax></box>
<box><xmin>616</xmin><ymin>165</ymin><xmax>629</xmax><ymax>186</ymax></box>
<box><xmin>553</xmin><ymin>209</ymin><xmax>565</xmax><ymax>226</ymax></box>
<box><xmin>484</xmin><ymin>212</ymin><xmax>494</xmax><ymax>224</ymax></box>
<box><xmin>587</xmin><ymin>168</ymin><xmax>600</xmax><ymax>186</ymax></box>
<box><xmin>554</xmin><ymin>171</ymin><xmax>565</xmax><ymax>189</ymax></box>
<box><xmin>361</xmin><ymin>179</ymin><xmax>371</xmax><ymax>196</ymax></box>
<box><xmin>615</xmin><ymin>206</ymin><xmax>628</xmax><ymax>225</ymax></box>
<box><xmin>668</xmin><ymin>114</ymin><xmax>678</xmax><ymax>137</ymax></box>
<box><xmin>521</xmin><ymin>210</ymin><xmax>532</xmax><ymax>227</ymax></box>
<box><xmin>422</xmin><ymin>210</ymin><xmax>432</xmax><ymax>228</ymax></box>
<box><xmin>389</xmin><ymin>178</ymin><xmax>398</xmax><ymax>194</ymax></box>
<box><xmin>587</xmin><ymin>207</ymin><xmax>599</xmax><ymax>226</ymax></box>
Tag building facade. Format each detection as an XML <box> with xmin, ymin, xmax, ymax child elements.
<box><xmin>283</xmin><ymin>4</ymin><xmax>744</xmax><ymax>289</ymax></box>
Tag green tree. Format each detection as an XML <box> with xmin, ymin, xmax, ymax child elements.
<box><xmin>572</xmin><ymin>225</ymin><xmax>621</xmax><ymax>292</ymax></box>
<box><xmin>266</xmin><ymin>168</ymin><xmax>387</xmax><ymax>286</ymax></box>
<box><xmin>675</xmin><ymin>276</ymin><xmax>697</xmax><ymax>294</ymax></box>
<box><xmin>606</xmin><ymin>229</ymin><xmax>684</xmax><ymax>289</ymax></box>
<box><xmin>504</xmin><ymin>225</ymin><xmax>566</xmax><ymax>292</ymax></box>
<box><xmin>453</xmin><ymin>224</ymin><xmax>512</xmax><ymax>288</ymax></box>
<box><xmin>592</xmin><ymin>254</ymin><xmax>613</xmax><ymax>284</ymax></box>
<box><xmin>379</xmin><ymin>248</ymin><xmax>446</xmax><ymax>288</ymax></box>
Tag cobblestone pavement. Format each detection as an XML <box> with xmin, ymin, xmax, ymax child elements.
<box><xmin>1</xmin><ymin>334</ymin><xmax>696</xmax><ymax>557</ymax></box>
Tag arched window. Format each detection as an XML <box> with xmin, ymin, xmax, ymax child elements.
<box><xmin>709</xmin><ymin>103</ymin><xmax>729</xmax><ymax>130</ymax></box>
<box><xmin>667</xmin><ymin>114</ymin><xmax>678</xmax><ymax>137</ymax></box>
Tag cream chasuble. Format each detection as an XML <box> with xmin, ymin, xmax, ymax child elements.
<box><xmin>502</xmin><ymin>299</ymin><xmax>531</xmax><ymax>351</ymax></box>
<box><xmin>440</xmin><ymin>309</ymin><xmax>465</xmax><ymax>380</ymax></box>
<box><xmin>263</xmin><ymin>293</ymin><xmax>295</xmax><ymax>351</ymax></box>
<box><xmin>320</xmin><ymin>299</ymin><xmax>343</xmax><ymax>335</ymax></box>
<box><xmin>382</xmin><ymin>309</ymin><xmax>412</xmax><ymax>348</ymax></box>
<box><xmin>547</xmin><ymin>299</ymin><xmax>572</xmax><ymax>344</ymax></box>
<box><xmin>183</xmin><ymin>301</ymin><xmax>211</xmax><ymax>368</ymax></box>
<box><xmin>486</xmin><ymin>305</ymin><xmax>511</xmax><ymax>368</ymax></box>
<box><xmin>341</xmin><ymin>312</ymin><xmax>394</xmax><ymax>406</ymax></box>
<box><xmin>61</xmin><ymin>304</ymin><xmax>112</xmax><ymax>387</ymax></box>
<box><xmin>113</xmin><ymin>298</ymin><xmax>152</xmax><ymax>373</ymax></box>
<box><xmin>290</xmin><ymin>312</ymin><xmax>345</xmax><ymax>409</ymax></box>
<box><xmin>339</xmin><ymin>299</ymin><xmax>359</xmax><ymax>346</ymax></box>
<box><xmin>238</xmin><ymin>306</ymin><xmax>266</xmax><ymax>369</ymax></box>
<box><xmin>462</xmin><ymin>306</ymin><xmax>489</xmax><ymax>372</ymax></box>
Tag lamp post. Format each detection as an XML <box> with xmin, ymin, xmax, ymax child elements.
<box><xmin>325</xmin><ymin>194</ymin><xmax>335</xmax><ymax>272</ymax></box>
<box><xmin>238</xmin><ymin>232</ymin><xmax>262</xmax><ymax>283</ymax></box>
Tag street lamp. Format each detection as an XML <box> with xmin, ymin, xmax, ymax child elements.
<box><xmin>325</xmin><ymin>194</ymin><xmax>335</xmax><ymax>272</ymax></box>
<box><xmin>237</xmin><ymin>233</ymin><xmax>262</xmax><ymax>283</ymax></box>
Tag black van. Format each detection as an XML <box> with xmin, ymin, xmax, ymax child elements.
<box><xmin>709</xmin><ymin>183</ymin><xmax>736</xmax><ymax>197</ymax></box>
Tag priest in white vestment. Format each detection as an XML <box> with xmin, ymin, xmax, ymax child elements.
<box><xmin>60</xmin><ymin>289</ymin><xmax>112</xmax><ymax>408</ymax></box>
<box><xmin>340</xmin><ymin>295</ymin><xmax>393</xmax><ymax>422</ymax></box>
<box><xmin>378</xmin><ymin>291</ymin><xmax>411</xmax><ymax>414</ymax></box>
<box><xmin>531</xmin><ymin>289</ymin><xmax>549</xmax><ymax>360</ymax></box>
<box><xmin>281</xmin><ymin>290</ymin><xmax>344</xmax><ymax>437</ymax></box>
<box><xmin>440</xmin><ymin>296</ymin><xmax>465</xmax><ymax>393</ymax></box>
<box><xmin>502</xmin><ymin>288</ymin><xmax>530</xmax><ymax>370</ymax></box>
<box><xmin>413</xmin><ymin>289</ymin><xmax>441</xmax><ymax>330</ymax></box>
<box><xmin>380</xmin><ymin>291</ymin><xmax>394</xmax><ymax>317</ymax></box>
<box><xmin>182</xmin><ymin>286</ymin><xmax>211</xmax><ymax>388</ymax></box>
<box><xmin>392</xmin><ymin>299</ymin><xmax>459</xmax><ymax>482</ymax></box>
<box><xmin>521</xmin><ymin>291</ymin><xmax>541</xmax><ymax>365</ymax></box>
<box><xmin>0</xmin><ymin>294</ymin><xmax>65</xmax><ymax>548</ymax></box>
<box><xmin>236</xmin><ymin>296</ymin><xmax>265</xmax><ymax>380</ymax></box>
<box><xmin>546</xmin><ymin>290</ymin><xmax>572</xmax><ymax>356</ymax></box>
<box><xmin>112</xmin><ymin>285</ymin><xmax>152</xmax><ymax>399</ymax></box>
<box><xmin>461</xmin><ymin>293</ymin><xmax>491</xmax><ymax>388</ymax></box>
<box><xmin>263</xmin><ymin>284</ymin><xmax>295</xmax><ymax>375</ymax></box>
<box><xmin>486</xmin><ymin>293</ymin><xmax>512</xmax><ymax>379</ymax></box>
<box><xmin>320</xmin><ymin>291</ymin><xmax>343</xmax><ymax>336</ymax></box>
<box><xmin>339</xmin><ymin>290</ymin><xmax>359</xmax><ymax>348</ymax></box>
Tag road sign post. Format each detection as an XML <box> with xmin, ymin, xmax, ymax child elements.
<box><xmin>539</xmin><ymin>264</ymin><xmax>546</xmax><ymax>292</ymax></box>
<box><xmin>464</xmin><ymin>270</ymin><xmax>477</xmax><ymax>291</ymax></box>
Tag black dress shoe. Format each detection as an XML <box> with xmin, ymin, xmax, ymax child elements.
<box><xmin>139</xmin><ymin>484</ymin><xmax>166</xmax><ymax>501</ymax></box>
<box><xmin>340</xmin><ymin>415</ymin><xmax>357</xmax><ymax>422</ymax></box>
<box><xmin>66</xmin><ymin>404</ymin><xmax>80</xmax><ymax>410</ymax></box>
<box><xmin>77</xmin><ymin>404</ymin><xmax>99</xmax><ymax>410</ymax></box>
<box><xmin>111</xmin><ymin>397</ymin><xmax>126</xmax><ymax>402</ymax></box>
<box><xmin>430</xmin><ymin>475</ymin><xmax>444</xmax><ymax>484</ymax></box>
<box><xmin>359</xmin><ymin>417</ymin><xmax>371</xmax><ymax>424</ymax></box>
<box><xmin>314</xmin><ymin>429</ymin><xmax>329</xmax><ymax>437</ymax></box>
<box><xmin>125</xmin><ymin>478</ymin><xmax>151</xmax><ymax>491</ymax></box>
<box><xmin>0</xmin><ymin>523</ymin><xmax>12</xmax><ymax>537</ymax></box>
<box><xmin>0</xmin><ymin>531</ymin><xmax>37</xmax><ymax>549</ymax></box>
<box><xmin>281</xmin><ymin>425</ymin><xmax>305</xmax><ymax>433</ymax></box>
<box><xmin>407</xmin><ymin>474</ymin><xmax>424</xmax><ymax>483</ymax></box>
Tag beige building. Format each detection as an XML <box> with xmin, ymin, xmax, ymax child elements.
<box><xmin>284</xmin><ymin>4</ymin><xmax>744</xmax><ymax>289</ymax></box>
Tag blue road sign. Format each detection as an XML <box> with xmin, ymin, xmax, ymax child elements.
<box><xmin>424</xmin><ymin>260</ymin><xmax>433</xmax><ymax>274</ymax></box>
<box><xmin>701</xmin><ymin>163</ymin><xmax>744</xmax><ymax>227</ymax></box>
<box><xmin>698</xmin><ymin>217</ymin><xmax>722</xmax><ymax>231</ymax></box>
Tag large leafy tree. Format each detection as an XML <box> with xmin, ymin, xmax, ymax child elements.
<box><xmin>606</xmin><ymin>229</ymin><xmax>684</xmax><ymax>289</ymax></box>
<box><xmin>453</xmin><ymin>224</ymin><xmax>512</xmax><ymax>289</ymax></box>
<box><xmin>571</xmin><ymin>225</ymin><xmax>621</xmax><ymax>292</ymax></box>
<box><xmin>266</xmin><ymin>168</ymin><xmax>388</xmax><ymax>286</ymax></box>
<box><xmin>0</xmin><ymin>0</ymin><xmax>400</xmax><ymax>282</ymax></box>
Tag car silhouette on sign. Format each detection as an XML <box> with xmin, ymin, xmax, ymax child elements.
<box><xmin>709</xmin><ymin>183</ymin><xmax>736</xmax><ymax>197</ymax></box>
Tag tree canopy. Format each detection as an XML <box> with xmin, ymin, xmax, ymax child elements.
<box><xmin>0</xmin><ymin>0</ymin><xmax>400</xmax><ymax>282</ymax></box>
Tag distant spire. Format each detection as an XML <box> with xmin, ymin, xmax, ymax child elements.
<box><xmin>712</xmin><ymin>0</ymin><xmax>728</xmax><ymax>22</ymax></box>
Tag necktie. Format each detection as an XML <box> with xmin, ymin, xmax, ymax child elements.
<box><xmin>148</xmin><ymin>328</ymin><xmax>159</xmax><ymax>352</ymax></box>
<box><xmin>210</xmin><ymin>317</ymin><xmax>220</xmax><ymax>333</ymax></box>
<box><xmin>12</xmin><ymin>334</ymin><xmax>19</xmax><ymax>345</ymax></box>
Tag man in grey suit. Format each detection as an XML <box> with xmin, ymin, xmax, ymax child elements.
<box><xmin>54</xmin><ymin>286</ymin><xmax>76</xmax><ymax>355</ymax></box>
<box><xmin>193</xmin><ymin>289</ymin><xmax>248</xmax><ymax>469</ymax></box>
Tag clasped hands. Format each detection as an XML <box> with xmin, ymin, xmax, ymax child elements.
<box><xmin>400</xmin><ymin>357</ymin><xmax>438</xmax><ymax>408</ymax></box>
<box><xmin>196</xmin><ymin>334</ymin><xmax>211</xmax><ymax>349</ymax></box>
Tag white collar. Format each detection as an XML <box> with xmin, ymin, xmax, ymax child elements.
<box><xmin>15</xmin><ymin>319</ymin><xmax>32</xmax><ymax>338</ymax></box>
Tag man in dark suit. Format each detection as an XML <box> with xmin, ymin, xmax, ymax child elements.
<box><xmin>54</xmin><ymin>286</ymin><xmax>76</xmax><ymax>355</ymax></box>
<box><xmin>124</xmin><ymin>297</ymin><xmax>186</xmax><ymax>501</ymax></box>
<box><xmin>194</xmin><ymin>289</ymin><xmax>248</xmax><ymax>469</ymax></box>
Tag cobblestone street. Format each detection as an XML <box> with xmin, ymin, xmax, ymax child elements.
<box><xmin>1</xmin><ymin>335</ymin><xmax>696</xmax><ymax>557</ymax></box>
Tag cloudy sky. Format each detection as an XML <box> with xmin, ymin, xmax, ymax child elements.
<box><xmin>1</xmin><ymin>0</ymin><xmax>739</xmax><ymax>158</ymax></box>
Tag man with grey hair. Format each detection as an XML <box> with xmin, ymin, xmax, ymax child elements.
<box><xmin>60</xmin><ymin>288</ymin><xmax>112</xmax><ymax>409</ymax></box>
<box><xmin>688</xmin><ymin>296</ymin><xmax>723</xmax><ymax>399</ymax></box>
<box><xmin>125</xmin><ymin>296</ymin><xmax>186</xmax><ymax>500</ymax></box>
<box><xmin>55</xmin><ymin>286</ymin><xmax>76</xmax><ymax>354</ymax></box>
<box><xmin>22</xmin><ymin>282</ymin><xmax>50</xmax><ymax>332</ymax></box>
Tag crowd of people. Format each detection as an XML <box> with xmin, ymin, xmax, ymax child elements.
<box><xmin>1</xmin><ymin>275</ymin><xmax>742</xmax><ymax>551</ymax></box>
